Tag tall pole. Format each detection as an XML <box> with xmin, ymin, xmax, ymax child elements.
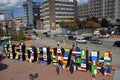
<box><xmin>82</xmin><ymin>23</ymin><xmax>85</xmax><ymax>35</ymax></box>
<box><xmin>3</xmin><ymin>21</ymin><xmax>6</xmax><ymax>36</ymax></box>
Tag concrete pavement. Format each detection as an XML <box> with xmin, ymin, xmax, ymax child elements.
<box><xmin>30</xmin><ymin>38</ymin><xmax>120</xmax><ymax>65</ymax></box>
<box><xmin>0</xmin><ymin>38</ymin><xmax>120</xmax><ymax>80</ymax></box>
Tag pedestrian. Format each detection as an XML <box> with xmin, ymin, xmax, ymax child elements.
<box><xmin>69</xmin><ymin>60</ymin><xmax>74</xmax><ymax>74</ymax></box>
<box><xmin>1</xmin><ymin>40</ymin><xmax>6</xmax><ymax>57</ymax></box>
<box><xmin>56</xmin><ymin>63</ymin><xmax>60</xmax><ymax>74</ymax></box>
<box><xmin>57</xmin><ymin>40</ymin><xmax>60</xmax><ymax>47</ymax></box>
<box><xmin>72</xmin><ymin>42</ymin><xmax>75</xmax><ymax>49</ymax></box>
<box><xmin>69</xmin><ymin>64</ymin><xmax>74</xmax><ymax>74</ymax></box>
<box><xmin>76</xmin><ymin>42</ymin><xmax>80</xmax><ymax>50</ymax></box>
<box><xmin>92</xmin><ymin>74</ymin><xmax>95</xmax><ymax>80</ymax></box>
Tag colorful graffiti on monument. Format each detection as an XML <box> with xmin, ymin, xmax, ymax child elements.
<box><xmin>4</xmin><ymin>43</ymin><xmax>112</xmax><ymax>76</ymax></box>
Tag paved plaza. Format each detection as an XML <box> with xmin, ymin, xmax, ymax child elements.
<box><xmin>0</xmin><ymin>38</ymin><xmax>120</xmax><ymax>80</ymax></box>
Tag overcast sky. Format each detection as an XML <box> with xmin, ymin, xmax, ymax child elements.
<box><xmin>0</xmin><ymin>0</ymin><xmax>88</xmax><ymax>18</ymax></box>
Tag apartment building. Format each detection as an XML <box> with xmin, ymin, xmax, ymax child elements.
<box><xmin>0</xmin><ymin>13</ymin><xmax>21</xmax><ymax>29</ymax></box>
<box><xmin>77</xmin><ymin>4</ymin><xmax>89</xmax><ymax>21</ymax></box>
<box><xmin>23</xmin><ymin>0</ymin><xmax>41</xmax><ymax>28</ymax></box>
<box><xmin>78</xmin><ymin>0</ymin><xmax>120</xmax><ymax>24</ymax></box>
<box><xmin>41</xmin><ymin>0</ymin><xmax>77</xmax><ymax>30</ymax></box>
<box><xmin>0</xmin><ymin>18</ymin><xmax>24</xmax><ymax>28</ymax></box>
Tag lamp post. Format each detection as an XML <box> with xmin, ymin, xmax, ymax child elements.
<box><xmin>84</xmin><ymin>24</ymin><xmax>85</xmax><ymax>35</ymax></box>
<box><xmin>82</xmin><ymin>22</ymin><xmax>85</xmax><ymax>35</ymax></box>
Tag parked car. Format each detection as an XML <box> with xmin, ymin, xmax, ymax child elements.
<box><xmin>99</xmin><ymin>34</ymin><xmax>110</xmax><ymax>38</ymax></box>
<box><xmin>113</xmin><ymin>41</ymin><xmax>120</xmax><ymax>47</ymax></box>
<box><xmin>42</xmin><ymin>32</ymin><xmax>51</xmax><ymax>38</ymax></box>
<box><xmin>43</xmin><ymin>32</ymin><xmax>47</xmax><ymax>35</ymax></box>
<box><xmin>93</xmin><ymin>30</ymin><xmax>100</xmax><ymax>36</ymax></box>
<box><xmin>76</xmin><ymin>38</ymin><xmax>87</xmax><ymax>44</ymax></box>
<box><xmin>90</xmin><ymin>39</ymin><xmax>103</xmax><ymax>44</ymax></box>
<box><xmin>83</xmin><ymin>36</ymin><xmax>92</xmax><ymax>41</ymax></box>
<box><xmin>32</xmin><ymin>31</ymin><xmax>38</xmax><ymax>36</ymax></box>
<box><xmin>52</xmin><ymin>34</ymin><xmax>59</xmax><ymax>39</ymax></box>
<box><xmin>45</xmin><ymin>34</ymin><xmax>51</xmax><ymax>38</ymax></box>
<box><xmin>68</xmin><ymin>35</ymin><xmax>76</xmax><ymax>40</ymax></box>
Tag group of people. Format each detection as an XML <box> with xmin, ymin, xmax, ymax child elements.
<box><xmin>57</xmin><ymin>40</ymin><xmax>80</xmax><ymax>50</ymax></box>
<box><xmin>56</xmin><ymin>60</ymin><xmax>74</xmax><ymax>74</ymax></box>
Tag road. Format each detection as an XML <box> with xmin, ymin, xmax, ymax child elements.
<box><xmin>33</xmin><ymin>37</ymin><xmax>120</xmax><ymax>65</ymax></box>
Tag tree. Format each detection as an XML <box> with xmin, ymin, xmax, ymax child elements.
<box><xmin>86</xmin><ymin>17</ymin><xmax>99</xmax><ymax>23</ymax></box>
<box><xmin>17</xmin><ymin>27</ymin><xmax>27</xmax><ymax>40</ymax></box>
<box><xmin>86</xmin><ymin>21</ymin><xmax>101</xmax><ymax>29</ymax></box>
<box><xmin>101</xmin><ymin>18</ymin><xmax>109</xmax><ymax>27</ymax></box>
<box><xmin>117</xmin><ymin>27</ymin><xmax>120</xmax><ymax>33</ymax></box>
<box><xmin>59</xmin><ymin>21</ymin><xmax>67</xmax><ymax>28</ymax></box>
<box><xmin>8</xmin><ymin>21</ymin><xmax>27</xmax><ymax>41</ymax></box>
<box><xmin>91</xmin><ymin>17</ymin><xmax>99</xmax><ymax>23</ymax></box>
<box><xmin>67</xmin><ymin>21</ymin><xmax>78</xmax><ymax>31</ymax></box>
<box><xmin>59</xmin><ymin>21</ymin><xmax>78</xmax><ymax>31</ymax></box>
<box><xmin>9</xmin><ymin>27</ymin><xmax>27</xmax><ymax>41</ymax></box>
<box><xmin>75</xmin><ymin>19</ymin><xmax>86</xmax><ymax>29</ymax></box>
<box><xmin>100</xmin><ymin>29</ymin><xmax>107</xmax><ymax>35</ymax></box>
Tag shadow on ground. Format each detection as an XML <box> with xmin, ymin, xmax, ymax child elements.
<box><xmin>0</xmin><ymin>54</ymin><xmax>5</xmax><ymax>62</ymax></box>
<box><xmin>29</xmin><ymin>73</ymin><xmax>39</xmax><ymax>80</ymax></box>
<box><xmin>0</xmin><ymin>54</ymin><xmax>9</xmax><ymax>71</ymax></box>
<box><xmin>0</xmin><ymin>63</ymin><xmax>9</xmax><ymax>71</ymax></box>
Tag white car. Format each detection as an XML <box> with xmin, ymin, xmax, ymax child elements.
<box><xmin>99</xmin><ymin>34</ymin><xmax>110</xmax><ymax>38</ymax></box>
<box><xmin>76</xmin><ymin>38</ymin><xmax>87</xmax><ymax>44</ymax></box>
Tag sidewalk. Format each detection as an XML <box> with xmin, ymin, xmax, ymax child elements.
<box><xmin>100</xmin><ymin>38</ymin><xmax>120</xmax><ymax>41</ymax></box>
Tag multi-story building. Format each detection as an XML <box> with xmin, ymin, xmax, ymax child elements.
<box><xmin>13</xmin><ymin>17</ymin><xmax>24</xmax><ymax>28</ymax></box>
<box><xmin>41</xmin><ymin>0</ymin><xmax>77</xmax><ymax>31</ymax></box>
<box><xmin>1</xmin><ymin>17</ymin><xmax>24</xmax><ymax>28</ymax></box>
<box><xmin>0</xmin><ymin>12</ymin><xmax>13</xmax><ymax>21</ymax></box>
<box><xmin>23</xmin><ymin>0</ymin><xmax>41</xmax><ymax>28</ymax></box>
<box><xmin>77</xmin><ymin>4</ymin><xmax>89</xmax><ymax>21</ymax></box>
<box><xmin>78</xmin><ymin>0</ymin><xmax>120</xmax><ymax>24</ymax></box>
<box><xmin>0</xmin><ymin>13</ymin><xmax>4</xmax><ymax>21</ymax></box>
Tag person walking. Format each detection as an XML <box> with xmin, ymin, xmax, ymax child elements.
<box><xmin>92</xmin><ymin>75</ymin><xmax>95</xmax><ymax>80</ymax></box>
<box><xmin>69</xmin><ymin>60</ymin><xmax>74</xmax><ymax>74</ymax></box>
<box><xmin>56</xmin><ymin>63</ymin><xmax>60</xmax><ymax>74</ymax></box>
<box><xmin>58</xmin><ymin>60</ymin><xmax>62</xmax><ymax>67</ymax></box>
<box><xmin>69</xmin><ymin>64</ymin><xmax>74</xmax><ymax>74</ymax></box>
<box><xmin>57</xmin><ymin>40</ymin><xmax>60</xmax><ymax>47</ymax></box>
<box><xmin>1</xmin><ymin>40</ymin><xmax>6</xmax><ymax>57</ymax></box>
<box><xmin>72</xmin><ymin>42</ymin><xmax>75</xmax><ymax>49</ymax></box>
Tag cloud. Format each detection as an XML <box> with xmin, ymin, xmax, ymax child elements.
<box><xmin>0</xmin><ymin>0</ymin><xmax>26</xmax><ymax>10</ymax></box>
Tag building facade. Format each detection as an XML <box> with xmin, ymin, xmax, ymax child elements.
<box><xmin>41</xmin><ymin>0</ymin><xmax>77</xmax><ymax>31</ymax></box>
<box><xmin>0</xmin><ymin>12</ymin><xmax>13</xmax><ymax>21</ymax></box>
<box><xmin>0</xmin><ymin>13</ymin><xmax>4</xmax><ymax>21</ymax></box>
<box><xmin>77</xmin><ymin>4</ymin><xmax>89</xmax><ymax>21</ymax></box>
<box><xmin>23</xmin><ymin>0</ymin><xmax>41</xmax><ymax>28</ymax></box>
<box><xmin>78</xmin><ymin>0</ymin><xmax>120</xmax><ymax>24</ymax></box>
<box><xmin>0</xmin><ymin>17</ymin><xmax>24</xmax><ymax>28</ymax></box>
